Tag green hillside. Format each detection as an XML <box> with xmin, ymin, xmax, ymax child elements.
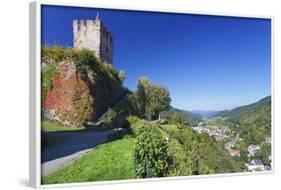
<box><xmin>221</xmin><ymin>96</ymin><xmax>270</xmax><ymax>119</ymax></box>
<box><xmin>219</xmin><ymin>96</ymin><xmax>271</xmax><ymax>145</ymax></box>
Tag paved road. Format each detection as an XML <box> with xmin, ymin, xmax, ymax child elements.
<box><xmin>41</xmin><ymin>130</ymin><xmax>112</xmax><ymax>177</ymax></box>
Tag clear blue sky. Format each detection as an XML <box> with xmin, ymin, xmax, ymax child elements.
<box><xmin>41</xmin><ymin>5</ymin><xmax>271</xmax><ymax>111</ymax></box>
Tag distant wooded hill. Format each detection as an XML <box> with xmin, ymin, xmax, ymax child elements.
<box><xmin>192</xmin><ymin>110</ymin><xmax>227</xmax><ymax>118</ymax></box>
<box><xmin>160</xmin><ymin>107</ymin><xmax>202</xmax><ymax>126</ymax></box>
<box><xmin>218</xmin><ymin>96</ymin><xmax>271</xmax><ymax>124</ymax></box>
<box><xmin>217</xmin><ymin>96</ymin><xmax>271</xmax><ymax>144</ymax></box>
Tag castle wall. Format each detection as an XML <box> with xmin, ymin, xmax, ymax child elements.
<box><xmin>100</xmin><ymin>25</ymin><xmax>113</xmax><ymax>64</ymax></box>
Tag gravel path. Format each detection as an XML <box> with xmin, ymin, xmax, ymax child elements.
<box><xmin>41</xmin><ymin>130</ymin><xmax>112</xmax><ymax>177</ymax></box>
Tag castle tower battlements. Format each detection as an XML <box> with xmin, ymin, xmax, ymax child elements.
<box><xmin>73</xmin><ymin>16</ymin><xmax>113</xmax><ymax>64</ymax></box>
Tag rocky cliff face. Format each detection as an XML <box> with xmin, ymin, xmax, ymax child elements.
<box><xmin>43</xmin><ymin>61</ymin><xmax>125</xmax><ymax>127</ymax></box>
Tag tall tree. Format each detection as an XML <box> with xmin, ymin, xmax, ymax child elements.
<box><xmin>136</xmin><ymin>77</ymin><xmax>171</xmax><ymax>120</ymax></box>
<box><xmin>147</xmin><ymin>85</ymin><xmax>171</xmax><ymax>120</ymax></box>
<box><xmin>136</xmin><ymin>77</ymin><xmax>151</xmax><ymax>118</ymax></box>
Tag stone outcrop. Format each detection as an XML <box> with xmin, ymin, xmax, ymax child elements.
<box><xmin>43</xmin><ymin>61</ymin><xmax>125</xmax><ymax>127</ymax></box>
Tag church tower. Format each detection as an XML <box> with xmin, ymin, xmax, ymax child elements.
<box><xmin>73</xmin><ymin>14</ymin><xmax>113</xmax><ymax>64</ymax></box>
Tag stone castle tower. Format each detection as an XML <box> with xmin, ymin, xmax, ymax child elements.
<box><xmin>73</xmin><ymin>14</ymin><xmax>113</xmax><ymax>64</ymax></box>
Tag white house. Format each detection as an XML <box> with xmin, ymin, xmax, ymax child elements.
<box><xmin>265</xmin><ymin>137</ymin><xmax>271</xmax><ymax>144</ymax></box>
<box><xmin>225</xmin><ymin>140</ymin><xmax>236</xmax><ymax>150</ymax></box>
<box><xmin>248</xmin><ymin>144</ymin><xmax>260</xmax><ymax>156</ymax></box>
<box><xmin>228</xmin><ymin>149</ymin><xmax>240</xmax><ymax>157</ymax></box>
<box><xmin>245</xmin><ymin>159</ymin><xmax>265</xmax><ymax>171</ymax></box>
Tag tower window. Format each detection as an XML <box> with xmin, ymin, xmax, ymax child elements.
<box><xmin>77</xmin><ymin>20</ymin><xmax>81</xmax><ymax>30</ymax></box>
<box><xmin>106</xmin><ymin>46</ymin><xmax>109</xmax><ymax>53</ymax></box>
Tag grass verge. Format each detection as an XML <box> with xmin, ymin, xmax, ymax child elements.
<box><xmin>42</xmin><ymin>120</ymin><xmax>85</xmax><ymax>132</ymax></box>
<box><xmin>42</xmin><ymin>136</ymin><xmax>136</xmax><ymax>184</ymax></box>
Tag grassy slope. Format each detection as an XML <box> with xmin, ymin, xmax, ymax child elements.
<box><xmin>43</xmin><ymin>136</ymin><xmax>136</xmax><ymax>184</ymax></box>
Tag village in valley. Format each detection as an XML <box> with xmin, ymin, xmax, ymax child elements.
<box><xmin>192</xmin><ymin>118</ymin><xmax>272</xmax><ymax>172</ymax></box>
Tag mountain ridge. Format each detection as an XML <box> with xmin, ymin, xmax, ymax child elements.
<box><xmin>216</xmin><ymin>96</ymin><xmax>271</xmax><ymax>118</ymax></box>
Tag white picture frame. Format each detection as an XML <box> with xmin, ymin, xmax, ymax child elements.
<box><xmin>29</xmin><ymin>1</ymin><xmax>274</xmax><ymax>189</ymax></box>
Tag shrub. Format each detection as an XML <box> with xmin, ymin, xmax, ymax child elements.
<box><xmin>168</xmin><ymin>138</ymin><xmax>193</xmax><ymax>176</ymax></box>
<box><xmin>259</xmin><ymin>142</ymin><xmax>271</xmax><ymax>165</ymax></box>
<box><xmin>127</xmin><ymin>115</ymin><xmax>141</xmax><ymax>125</ymax></box>
<box><xmin>168</xmin><ymin>112</ymin><xmax>183</xmax><ymax>125</ymax></box>
<box><xmin>41</xmin><ymin>64</ymin><xmax>57</xmax><ymax>102</ymax></box>
<box><xmin>127</xmin><ymin>115</ymin><xmax>147</xmax><ymax>135</ymax></box>
<box><xmin>105</xmin><ymin>108</ymin><xmax>117</xmax><ymax>126</ymax></box>
<box><xmin>75</xmin><ymin>48</ymin><xmax>97</xmax><ymax>65</ymax></box>
<box><xmin>118</xmin><ymin>70</ymin><xmax>126</xmax><ymax>82</ymax></box>
<box><xmin>65</xmin><ymin>48</ymin><xmax>79</xmax><ymax>61</ymax></box>
<box><xmin>74</xmin><ymin>48</ymin><xmax>98</xmax><ymax>75</ymax></box>
<box><xmin>42</xmin><ymin>45</ymin><xmax>66</xmax><ymax>64</ymax></box>
<box><xmin>134</xmin><ymin>126</ymin><xmax>170</xmax><ymax>178</ymax></box>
